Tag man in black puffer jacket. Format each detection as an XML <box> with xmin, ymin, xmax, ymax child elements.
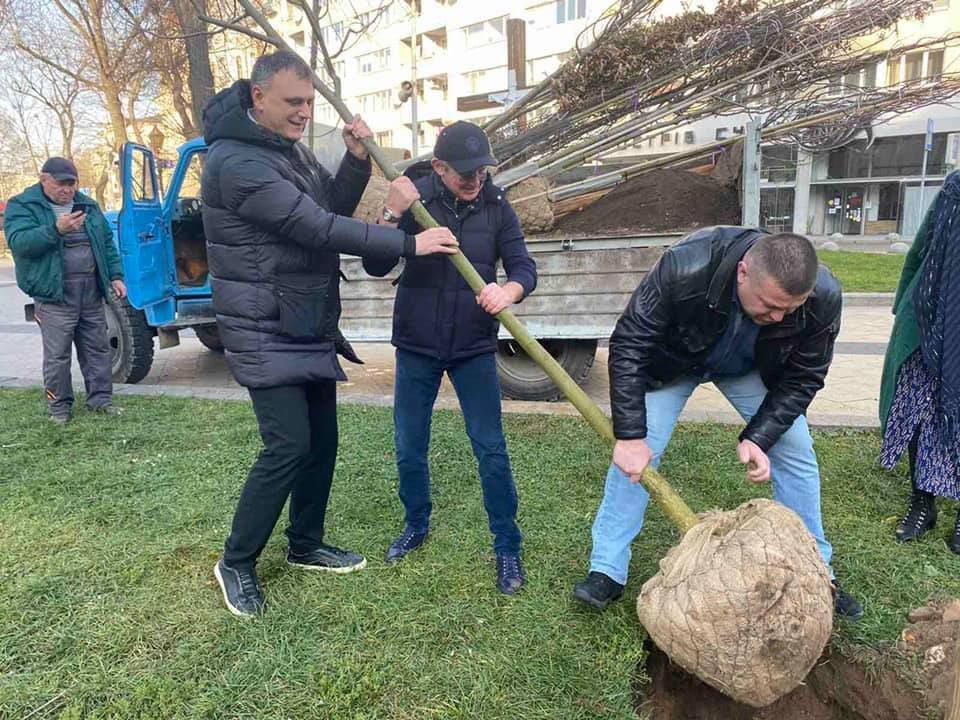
<box><xmin>202</xmin><ymin>51</ymin><xmax>458</xmax><ymax>618</ymax></box>
<box><xmin>363</xmin><ymin>122</ymin><xmax>537</xmax><ymax>595</ymax></box>
<box><xmin>570</xmin><ymin>227</ymin><xmax>864</xmax><ymax>620</ymax></box>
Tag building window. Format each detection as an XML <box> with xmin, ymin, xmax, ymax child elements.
<box><xmin>323</xmin><ymin>22</ymin><xmax>343</xmax><ymax>48</ymax></box>
<box><xmin>462</xmin><ymin>17</ymin><xmax>505</xmax><ymax>48</ymax></box>
<box><xmin>376</xmin><ymin>131</ymin><xmax>393</xmax><ymax>147</ymax></box>
<box><xmin>660</xmin><ymin>132</ymin><xmax>672</xmax><ymax>146</ymax></box>
<box><xmin>928</xmin><ymin>50</ymin><xmax>944</xmax><ymax>81</ymax></box>
<box><xmin>877</xmin><ymin>183</ymin><xmax>900</xmax><ymax>221</ymax></box>
<box><xmin>358</xmin><ymin>48</ymin><xmax>391</xmax><ymax>74</ymax></box>
<box><xmin>715</xmin><ymin>128</ymin><xmax>730</xmax><ymax>140</ymax></box>
<box><xmin>684</xmin><ymin>131</ymin><xmax>695</xmax><ymax>144</ymax></box>
<box><xmin>886</xmin><ymin>50</ymin><xmax>945</xmax><ymax>85</ymax></box>
<box><xmin>464</xmin><ymin>69</ymin><xmax>492</xmax><ymax>94</ymax></box>
<box><xmin>761</xmin><ymin>144</ymin><xmax>798</xmax><ymax>183</ymax></box>
<box><xmin>556</xmin><ymin>0</ymin><xmax>587</xmax><ymax>23</ymax></box>
<box><xmin>358</xmin><ymin>90</ymin><xmax>392</xmax><ymax>114</ymax></box>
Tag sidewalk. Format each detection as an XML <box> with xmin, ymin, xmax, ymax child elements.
<box><xmin>0</xmin><ymin>256</ymin><xmax>892</xmax><ymax>428</ymax></box>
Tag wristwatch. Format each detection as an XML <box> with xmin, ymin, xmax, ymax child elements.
<box><xmin>382</xmin><ymin>206</ymin><xmax>401</xmax><ymax>222</ymax></box>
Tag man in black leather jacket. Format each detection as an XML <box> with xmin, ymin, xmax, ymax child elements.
<box><xmin>202</xmin><ymin>50</ymin><xmax>459</xmax><ymax>618</ymax></box>
<box><xmin>572</xmin><ymin>226</ymin><xmax>863</xmax><ymax>620</ymax></box>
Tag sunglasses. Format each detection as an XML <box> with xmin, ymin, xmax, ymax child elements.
<box><xmin>445</xmin><ymin>165</ymin><xmax>493</xmax><ymax>182</ymax></box>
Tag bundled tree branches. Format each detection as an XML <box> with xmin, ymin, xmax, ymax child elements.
<box><xmin>488</xmin><ymin>0</ymin><xmax>960</xmax><ymax>195</ymax></box>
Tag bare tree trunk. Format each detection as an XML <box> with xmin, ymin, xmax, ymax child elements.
<box><xmin>102</xmin><ymin>79</ymin><xmax>129</xmax><ymax>147</ymax></box>
<box><xmin>174</xmin><ymin>0</ymin><xmax>214</xmax><ymax>135</ymax></box>
<box><xmin>95</xmin><ymin>163</ymin><xmax>109</xmax><ymax>206</ymax></box>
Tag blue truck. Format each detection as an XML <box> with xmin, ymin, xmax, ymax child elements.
<box><xmin>105</xmin><ymin>140</ymin><xmax>670</xmax><ymax>398</ymax></box>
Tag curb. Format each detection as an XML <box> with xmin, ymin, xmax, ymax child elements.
<box><xmin>0</xmin><ymin>377</ymin><xmax>881</xmax><ymax>429</ymax></box>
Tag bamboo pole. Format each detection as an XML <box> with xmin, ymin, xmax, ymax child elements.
<box><xmin>233</xmin><ymin>0</ymin><xmax>700</xmax><ymax>534</ymax></box>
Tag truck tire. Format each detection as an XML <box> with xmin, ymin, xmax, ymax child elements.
<box><xmin>104</xmin><ymin>298</ymin><xmax>154</xmax><ymax>384</ymax></box>
<box><xmin>194</xmin><ymin>324</ymin><xmax>225</xmax><ymax>352</ymax></box>
<box><xmin>496</xmin><ymin>338</ymin><xmax>598</xmax><ymax>401</ymax></box>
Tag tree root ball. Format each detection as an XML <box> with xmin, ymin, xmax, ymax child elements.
<box><xmin>637</xmin><ymin>498</ymin><xmax>834</xmax><ymax>708</ymax></box>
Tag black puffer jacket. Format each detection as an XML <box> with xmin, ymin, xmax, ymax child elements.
<box><xmin>609</xmin><ymin>226</ymin><xmax>842</xmax><ymax>451</ymax></box>
<box><xmin>201</xmin><ymin>80</ymin><xmax>415</xmax><ymax>388</ymax></box>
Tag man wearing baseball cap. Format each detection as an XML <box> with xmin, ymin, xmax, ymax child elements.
<box><xmin>4</xmin><ymin>156</ymin><xmax>127</xmax><ymax>423</ymax></box>
<box><xmin>363</xmin><ymin>121</ymin><xmax>538</xmax><ymax>594</ymax></box>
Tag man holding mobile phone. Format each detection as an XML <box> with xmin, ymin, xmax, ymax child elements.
<box><xmin>4</xmin><ymin>156</ymin><xmax>128</xmax><ymax>423</ymax></box>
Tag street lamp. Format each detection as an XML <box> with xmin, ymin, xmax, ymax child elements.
<box><xmin>148</xmin><ymin>125</ymin><xmax>165</xmax><ymax>194</ymax></box>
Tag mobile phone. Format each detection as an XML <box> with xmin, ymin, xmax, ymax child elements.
<box><xmin>71</xmin><ymin>203</ymin><xmax>84</xmax><ymax>214</ymax></box>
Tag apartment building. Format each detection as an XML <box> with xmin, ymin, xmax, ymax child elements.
<box><xmin>221</xmin><ymin>0</ymin><xmax>609</xmax><ymax>154</ymax></box>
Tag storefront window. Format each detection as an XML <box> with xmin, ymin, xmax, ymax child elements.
<box><xmin>761</xmin><ymin>144</ymin><xmax>797</xmax><ymax>182</ymax></box>
<box><xmin>877</xmin><ymin>183</ymin><xmax>900</xmax><ymax>221</ymax></box>
<box><xmin>827</xmin><ymin>140</ymin><xmax>870</xmax><ymax>179</ymax></box>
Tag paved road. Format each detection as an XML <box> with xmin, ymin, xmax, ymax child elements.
<box><xmin>0</xmin><ymin>257</ymin><xmax>893</xmax><ymax>427</ymax></box>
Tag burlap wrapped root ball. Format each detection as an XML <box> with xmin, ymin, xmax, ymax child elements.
<box><xmin>505</xmin><ymin>176</ymin><xmax>554</xmax><ymax>233</ymax></box>
<box><xmin>352</xmin><ymin>174</ymin><xmax>391</xmax><ymax>224</ymax></box>
<box><xmin>636</xmin><ymin>498</ymin><xmax>834</xmax><ymax>707</ymax></box>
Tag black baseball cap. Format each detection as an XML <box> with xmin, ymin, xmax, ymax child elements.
<box><xmin>434</xmin><ymin>121</ymin><xmax>497</xmax><ymax>174</ymax></box>
<box><xmin>41</xmin><ymin>157</ymin><xmax>78</xmax><ymax>182</ymax></box>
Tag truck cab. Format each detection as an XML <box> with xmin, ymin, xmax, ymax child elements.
<box><xmin>105</xmin><ymin>139</ymin><xmax>221</xmax><ymax>383</ymax></box>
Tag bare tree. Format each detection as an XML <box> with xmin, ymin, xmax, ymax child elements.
<box><xmin>11</xmin><ymin>0</ymin><xmax>152</xmax><ymax>147</ymax></box>
<box><xmin>11</xmin><ymin>61</ymin><xmax>88</xmax><ymax>157</ymax></box>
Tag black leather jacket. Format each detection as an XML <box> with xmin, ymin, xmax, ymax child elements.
<box><xmin>609</xmin><ymin>226</ymin><xmax>842</xmax><ymax>451</ymax></box>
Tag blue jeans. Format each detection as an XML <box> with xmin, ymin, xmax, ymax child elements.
<box><xmin>394</xmin><ymin>348</ymin><xmax>521</xmax><ymax>554</ymax></box>
<box><xmin>590</xmin><ymin>371</ymin><xmax>833</xmax><ymax>585</ymax></box>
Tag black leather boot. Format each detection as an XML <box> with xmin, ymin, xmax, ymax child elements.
<box><xmin>895</xmin><ymin>484</ymin><xmax>937</xmax><ymax>542</ymax></box>
<box><xmin>948</xmin><ymin>508</ymin><xmax>960</xmax><ymax>555</ymax></box>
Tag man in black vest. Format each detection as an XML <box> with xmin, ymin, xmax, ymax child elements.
<box><xmin>364</xmin><ymin>122</ymin><xmax>537</xmax><ymax>595</ymax></box>
<box><xmin>201</xmin><ymin>50</ymin><xmax>459</xmax><ymax>617</ymax></box>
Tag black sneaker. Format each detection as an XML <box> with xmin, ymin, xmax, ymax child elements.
<box><xmin>385</xmin><ymin>526</ymin><xmax>428</xmax><ymax>564</ymax></box>
<box><xmin>214</xmin><ymin>559</ymin><xmax>265</xmax><ymax>618</ymax></box>
<box><xmin>832</xmin><ymin>581</ymin><xmax>864</xmax><ymax>621</ymax></box>
<box><xmin>496</xmin><ymin>553</ymin><xmax>525</xmax><ymax>595</ymax></box>
<box><xmin>287</xmin><ymin>544</ymin><xmax>367</xmax><ymax>574</ymax></box>
<box><xmin>573</xmin><ymin>571</ymin><xmax>625</xmax><ymax>610</ymax></box>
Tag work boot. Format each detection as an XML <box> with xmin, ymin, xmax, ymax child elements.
<box><xmin>495</xmin><ymin>553</ymin><xmax>525</xmax><ymax>595</ymax></box>
<box><xmin>384</xmin><ymin>526</ymin><xmax>428</xmax><ymax>564</ymax></box>
<box><xmin>287</xmin><ymin>544</ymin><xmax>367</xmax><ymax>573</ymax></box>
<box><xmin>573</xmin><ymin>571</ymin><xmax>625</xmax><ymax>610</ymax></box>
<box><xmin>895</xmin><ymin>485</ymin><xmax>937</xmax><ymax>542</ymax></box>
<box><xmin>832</xmin><ymin>580</ymin><xmax>864</xmax><ymax>621</ymax></box>
<box><xmin>214</xmin><ymin>559</ymin><xmax>265</xmax><ymax>618</ymax></box>
<box><xmin>948</xmin><ymin>509</ymin><xmax>960</xmax><ymax>555</ymax></box>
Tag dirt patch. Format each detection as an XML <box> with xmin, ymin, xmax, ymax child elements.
<box><xmin>635</xmin><ymin>639</ymin><xmax>926</xmax><ymax>719</ymax></box>
<box><xmin>552</xmin><ymin>168</ymin><xmax>741</xmax><ymax>236</ymax></box>
<box><xmin>897</xmin><ymin>600</ymin><xmax>960</xmax><ymax>717</ymax></box>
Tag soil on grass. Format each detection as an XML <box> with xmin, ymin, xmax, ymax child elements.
<box><xmin>635</xmin><ymin>638</ymin><xmax>928</xmax><ymax>719</ymax></box>
<box><xmin>551</xmin><ymin>168</ymin><xmax>741</xmax><ymax>236</ymax></box>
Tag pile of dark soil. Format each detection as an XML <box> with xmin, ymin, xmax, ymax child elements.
<box><xmin>552</xmin><ymin>168</ymin><xmax>741</xmax><ymax>236</ymax></box>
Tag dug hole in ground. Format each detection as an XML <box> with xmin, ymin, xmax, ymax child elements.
<box><xmin>636</xmin><ymin>599</ymin><xmax>960</xmax><ymax>718</ymax></box>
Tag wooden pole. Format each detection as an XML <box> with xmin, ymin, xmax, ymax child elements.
<box><xmin>233</xmin><ymin>0</ymin><xmax>700</xmax><ymax>533</ymax></box>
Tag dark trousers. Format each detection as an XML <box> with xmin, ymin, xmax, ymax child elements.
<box><xmin>223</xmin><ymin>381</ymin><xmax>339</xmax><ymax>570</ymax></box>
<box><xmin>36</xmin><ymin>275</ymin><xmax>112</xmax><ymax>416</ymax></box>
<box><xmin>394</xmin><ymin>348</ymin><xmax>521</xmax><ymax>554</ymax></box>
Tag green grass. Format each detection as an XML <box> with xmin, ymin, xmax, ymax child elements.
<box><xmin>817</xmin><ymin>250</ymin><xmax>906</xmax><ymax>293</ymax></box>
<box><xmin>2</xmin><ymin>388</ymin><xmax>959</xmax><ymax>719</ymax></box>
